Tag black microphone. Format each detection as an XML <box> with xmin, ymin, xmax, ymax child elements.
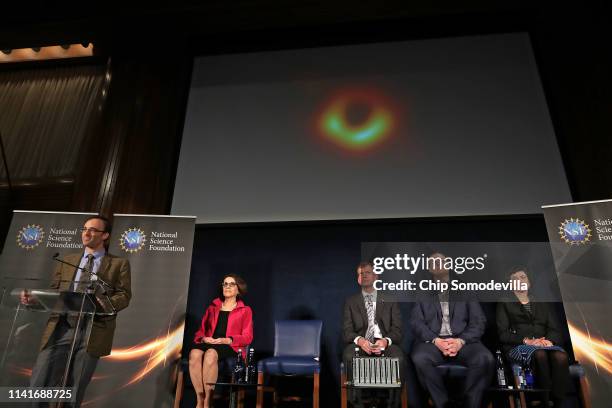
<box><xmin>52</xmin><ymin>253</ymin><xmax>83</xmax><ymax>270</ymax></box>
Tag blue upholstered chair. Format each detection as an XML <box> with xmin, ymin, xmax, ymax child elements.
<box><xmin>256</xmin><ymin>320</ymin><xmax>322</xmax><ymax>408</ymax></box>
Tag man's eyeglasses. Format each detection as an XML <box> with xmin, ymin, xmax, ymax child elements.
<box><xmin>222</xmin><ymin>282</ymin><xmax>237</xmax><ymax>288</ymax></box>
<box><xmin>80</xmin><ymin>227</ymin><xmax>105</xmax><ymax>234</ymax></box>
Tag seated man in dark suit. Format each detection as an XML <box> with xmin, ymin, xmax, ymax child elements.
<box><xmin>343</xmin><ymin>261</ymin><xmax>404</xmax><ymax>405</ymax></box>
<box><xmin>411</xmin><ymin>253</ymin><xmax>493</xmax><ymax>408</ymax></box>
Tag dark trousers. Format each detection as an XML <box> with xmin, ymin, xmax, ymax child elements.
<box><xmin>343</xmin><ymin>343</ymin><xmax>405</xmax><ymax>407</ymax></box>
<box><xmin>411</xmin><ymin>341</ymin><xmax>494</xmax><ymax>408</ymax></box>
<box><xmin>531</xmin><ymin>349</ymin><xmax>570</xmax><ymax>404</ymax></box>
<box><xmin>30</xmin><ymin>317</ymin><xmax>99</xmax><ymax>408</ymax></box>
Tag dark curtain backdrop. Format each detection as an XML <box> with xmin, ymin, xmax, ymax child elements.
<box><xmin>0</xmin><ymin>61</ymin><xmax>109</xmax><ymax>252</ymax></box>
<box><xmin>0</xmin><ymin>50</ymin><xmax>192</xmax><ymax>252</ymax></box>
<box><xmin>183</xmin><ymin>215</ymin><xmax>576</xmax><ymax>407</ymax></box>
<box><xmin>0</xmin><ymin>63</ymin><xmax>107</xmax><ymax>181</ymax></box>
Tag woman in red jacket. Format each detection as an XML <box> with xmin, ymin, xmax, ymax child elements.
<box><xmin>189</xmin><ymin>274</ymin><xmax>253</xmax><ymax>408</ymax></box>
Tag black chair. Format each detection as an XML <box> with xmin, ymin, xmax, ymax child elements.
<box><xmin>174</xmin><ymin>353</ymin><xmax>246</xmax><ymax>408</ymax></box>
<box><xmin>510</xmin><ymin>361</ymin><xmax>591</xmax><ymax>408</ymax></box>
<box><xmin>339</xmin><ymin>361</ymin><xmax>408</xmax><ymax>408</ymax></box>
<box><xmin>434</xmin><ymin>361</ymin><xmax>469</xmax><ymax>406</ymax></box>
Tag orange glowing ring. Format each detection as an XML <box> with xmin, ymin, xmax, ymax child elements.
<box><xmin>317</xmin><ymin>88</ymin><xmax>397</xmax><ymax>151</ymax></box>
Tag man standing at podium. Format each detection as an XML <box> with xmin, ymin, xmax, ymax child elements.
<box><xmin>27</xmin><ymin>215</ymin><xmax>132</xmax><ymax>407</ymax></box>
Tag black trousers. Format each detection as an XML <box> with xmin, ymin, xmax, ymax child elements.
<box><xmin>530</xmin><ymin>349</ymin><xmax>570</xmax><ymax>403</ymax></box>
<box><xmin>411</xmin><ymin>341</ymin><xmax>494</xmax><ymax>408</ymax></box>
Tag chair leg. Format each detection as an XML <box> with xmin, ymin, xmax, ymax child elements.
<box><xmin>400</xmin><ymin>382</ymin><xmax>407</xmax><ymax>408</ymax></box>
<box><xmin>513</xmin><ymin>374</ymin><xmax>527</xmax><ymax>408</ymax></box>
<box><xmin>173</xmin><ymin>369</ymin><xmax>183</xmax><ymax>408</ymax></box>
<box><xmin>256</xmin><ymin>372</ymin><xmax>264</xmax><ymax>408</ymax></box>
<box><xmin>579</xmin><ymin>375</ymin><xmax>591</xmax><ymax>408</ymax></box>
<box><xmin>313</xmin><ymin>372</ymin><xmax>320</xmax><ymax>408</ymax></box>
<box><xmin>340</xmin><ymin>371</ymin><xmax>347</xmax><ymax>408</ymax></box>
<box><xmin>237</xmin><ymin>389</ymin><xmax>245</xmax><ymax>408</ymax></box>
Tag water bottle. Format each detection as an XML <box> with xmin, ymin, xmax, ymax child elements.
<box><xmin>245</xmin><ymin>347</ymin><xmax>257</xmax><ymax>384</ymax></box>
<box><xmin>233</xmin><ymin>348</ymin><xmax>245</xmax><ymax>383</ymax></box>
<box><xmin>514</xmin><ymin>364</ymin><xmax>525</xmax><ymax>389</ymax></box>
<box><xmin>524</xmin><ymin>366</ymin><xmax>534</xmax><ymax>389</ymax></box>
<box><xmin>495</xmin><ymin>350</ymin><xmax>507</xmax><ymax>388</ymax></box>
<box><xmin>518</xmin><ymin>351</ymin><xmax>528</xmax><ymax>389</ymax></box>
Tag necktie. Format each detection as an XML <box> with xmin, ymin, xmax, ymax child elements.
<box><xmin>75</xmin><ymin>254</ymin><xmax>94</xmax><ymax>292</ymax></box>
<box><xmin>68</xmin><ymin>254</ymin><xmax>95</xmax><ymax>327</ymax></box>
<box><xmin>364</xmin><ymin>294</ymin><xmax>376</xmax><ymax>342</ymax></box>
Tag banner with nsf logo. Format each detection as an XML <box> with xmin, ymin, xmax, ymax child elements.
<box><xmin>542</xmin><ymin>199</ymin><xmax>612</xmax><ymax>406</ymax></box>
<box><xmin>0</xmin><ymin>210</ymin><xmax>97</xmax><ymax>390</ymax></box>
<box><xmin>82</xmin><ymin>213</ymin><xmax>196</xmax><ymax>407</ymax></box>
<box><xmin>0</xmin><ymin>211</ymin><xmax>196</xmax><ymax>407</ymax></box>
<box><xmin>0</xmin><ymin>210</ymin><xmax>97</xmax><ymax>282</ymax></box>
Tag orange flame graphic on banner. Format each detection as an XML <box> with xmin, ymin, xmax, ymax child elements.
<box><xmin>105</xmin><ymin>323</ymin><xmax>184</xmax><ymax>385</ymax></box>
<box><xmin>568</xmin><ymin>323</ymin><xmax>612</xmax><ymax>374</ymax></box>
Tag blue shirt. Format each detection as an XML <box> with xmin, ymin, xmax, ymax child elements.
<box><xmin>73</xmin><ymin>249</ymin><xmax>106</xmax><ymax>290</ymax></box>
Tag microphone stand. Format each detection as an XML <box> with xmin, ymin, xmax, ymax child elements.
<box><xmin>52</xmin><ymin>253</ymin><xmax>117</xmax><ymax>315</ymax></box>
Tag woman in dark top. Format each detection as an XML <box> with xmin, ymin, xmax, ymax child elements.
<box><xmin>496</xmin><ymin>267</ymin><xmax>569</xmax><ymax>406</ymax></box>
<box><xmin>189</xmin><ymin>274</ymin><xmax>253</xmax><ymax>408</ymax></box>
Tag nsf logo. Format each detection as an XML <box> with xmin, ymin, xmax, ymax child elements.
<box><xmin>559</xmin><ymin>218</ymin><xmax>592</xmax><ymax>245</ymax></box>
<box><xmin>16</xmin><ymin>225</ymin><xmax>45</xmax><ymax>250</ymax></box>
<box><xmin>119</xmin><ymin>228</ymin><xmax>147</xmax><ymax>253</ymax></box>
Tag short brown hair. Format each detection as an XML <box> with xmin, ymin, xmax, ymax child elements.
<box><xmin>84</xmin><ymin>214</ymin><xmax>112</xmax><ymax>234</ymax></box>
<box><xmin>357</xmin><ymin>261</ymin><xmax>373</xmax><ymax>272</ymax></box>
<box><xmin>219</xmin><ymin>274</ymin><xmax>248</xmax><ymax>300</ymax></box>
<box><xmin>507</xmin><ymin>265</ymin><xmax>529</xmax><ymax>280</ymax></box>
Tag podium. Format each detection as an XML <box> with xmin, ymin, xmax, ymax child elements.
<box><xmin>0</xmin><ymin>277</ymin><xmax>115</xmax><ymax>405</ymax></box>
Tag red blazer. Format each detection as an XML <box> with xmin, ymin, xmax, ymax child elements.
<box><xmin>194</xmin><ymin>298</ymin><xmax>253</xmax><ymax>357</ymax></box>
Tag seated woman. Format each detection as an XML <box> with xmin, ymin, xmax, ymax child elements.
<box><xmin>496</xmin><ymin>266</ymin><xmax>570</xmax><ymax>407</ymax></box>
<box><xmin>189</xmin><ymin>274</ymin><xmax>253</xmax><ymax>408</ymax></box>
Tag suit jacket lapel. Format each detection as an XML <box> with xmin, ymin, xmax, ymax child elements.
<box><xmin>433</xmin><ymin>292</ymin><xmax>442</xmax><ymax>320</ymax></box>
<box><xmin>357</xmin><ymin>295</ymin><xmax>368</xmax><ymax>329</ymax></box>
<box><xmin>375</xmin><ymin>296</ymin><xmax>384</xmax><ymax>327</ymax></box>
<box><xmin>97</xmin><ymin>255</ymin><xmax>111</xmax><ymax>280</ymax></box>
<box><xmin>64</xmin><ymin>253</ymin><xmax>82</xmax><ymax>282</ymax></box>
